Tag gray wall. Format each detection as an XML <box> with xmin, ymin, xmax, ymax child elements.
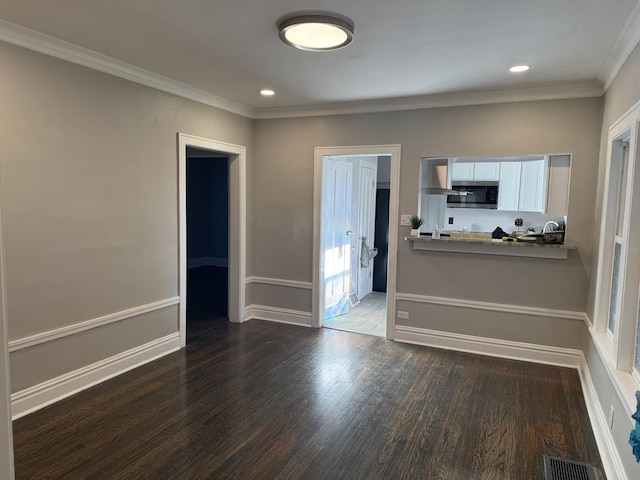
<box><xmin>0</xmin><ymin>40</ymin><xmax>253</xmax><ymax>391</ymax></box>
<box><xmin>252</xmin><ymin>98</ymin><xmax>602</xmax><ymax>348</ymax></box>
<box><xmin>583</xmin><ymin>41</ymin><xmax>640</xmax><ymax>479</ymax></box>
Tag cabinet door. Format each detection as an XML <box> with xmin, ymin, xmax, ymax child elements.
<box><xmin>497</xmin><ymin>162</ymin><xmax>521</xmax><ymax>211</ymax></box>
<box><xmin>519</xmin><ymin>160</ymin><xmax>546</xmax><ymax>212</ymax></box>
<box><xmin>474</xmin><ymin>162</ymin><xmax>500</xmax><ymax>181</ymax></box>
<box><xmin>451</xmin><ymin>162</ymin><xmax>475</xmax><ymax>181</ymax></box>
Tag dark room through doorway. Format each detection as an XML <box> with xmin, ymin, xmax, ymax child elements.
<box><xmin>186</xmin><ymin>147</ymin><xmax>230</xmax><ymax>339</ymax></box>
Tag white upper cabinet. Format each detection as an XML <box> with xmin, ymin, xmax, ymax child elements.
<box><xmin>497</xmin><ymin>162</ymin><xmax>521</xmax><ymax>211</ymax></box>
<box><xmin>450</xmin><ymin>161</ymin><xmax>500</xmax><ymax>181</ymax></box>
<box><xmin>518</xmin><ymin>159</ymin><xmax>547</xmax><ymax>212</ymax></box>
<box><xmin>497</xmin><ymin>158</ymin><xmax>548</xmax><ymax>212</ymax></box>
<box><xmin>451</xmin><ymin>162</ymin><xmax>475</xmax><ymax>181</ymax></box>
<box><xmin>473</xmin><ymin>162</ymin><xmax>501</xmax><ymax>181</ymax></box>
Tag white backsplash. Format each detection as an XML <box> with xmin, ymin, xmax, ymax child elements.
<box><xmin>443</xmin><ymin>208</ymin><xmax>559</xmax><ymax>234</ymax></box>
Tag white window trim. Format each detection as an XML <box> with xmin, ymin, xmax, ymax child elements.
<box><xmin>591</xmin><ymin>330</ymin><xmax>639</xmax><ymax>416</ymax></box>
<box><xmin>593</xmin><ymin>100</ymin><xmax>640</xmax><ymax>406</ymax></box>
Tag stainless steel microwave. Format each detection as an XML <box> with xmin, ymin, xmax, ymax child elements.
<box><xmin>446</xmin><ymin>181</ymin><xmax>499</xmax><ymax>209</ymax></box>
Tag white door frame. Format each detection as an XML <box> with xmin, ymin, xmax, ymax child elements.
<box><xmin>0</xmin><ymin>162</ymin><xmax>15</xmax><ymax>478</ymax></box>
<box><xmin>178</xmin><ymin>133</ymin><xmax>246</xmax><ymax>347</ymax></box>
<box><xmin>313</xmin><ymin>145</ymin><xmax>401</xmax><ymax>340</ymax></box>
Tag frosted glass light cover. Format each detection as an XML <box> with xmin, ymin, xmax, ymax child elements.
<box><xmin>285</xmin><ymin>23</ymin><xmax>348</xmax><ymax>50</ymax></box>
<box><xmin>278</xmin><ymin>14</ymin><xmax>354</xmax><ymax>51</ymax></box>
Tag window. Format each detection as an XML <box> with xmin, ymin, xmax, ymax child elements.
<box><xmin>595</xmin><ymin>115</ymin><xmax>640</xmax><ymax>383</ymax></box>
<box><xmin>608</xmin><ymin>242</ymin><xmax>621</xmax><ymax>336</ymax></box>
<box><xmin>607</xmin><ymin>142</ymin><xmax>628</xmax><ymax>338</ymax></box>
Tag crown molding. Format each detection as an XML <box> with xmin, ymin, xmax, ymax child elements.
<box><xmin>0</xmin><ymin>18</ymin><xmax>608</xmax><ymax>121</ymax></box>
<box><xmin>0</xmin><ymin>19</ymin><xmax>254</xmax><ymax>118</ymax></box>
<box><xmin>599</xmin><ymin>0</ymin><xmax>640</xmax><ymax>91</ymax></box>
<box><xmin>253</xmin><ymin>82</ymin><xmax>604</xmax><ymax>119</ymax></box>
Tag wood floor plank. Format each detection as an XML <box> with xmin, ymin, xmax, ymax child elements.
<box><xmin>13</xmin><ymin>319</ymin><xmax>604</xmax><ymax>479</ymax></box>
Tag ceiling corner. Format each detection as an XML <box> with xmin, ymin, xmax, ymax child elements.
<box><xmin>599</xmin><ymin>0</ymin><xmax>640</xmax><ymax>91</ymax></box>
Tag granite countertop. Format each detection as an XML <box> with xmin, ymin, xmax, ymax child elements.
<box><xmin>405</xmin><ymin>234</ymin><xmax>577</xmax><ymax>259</ymax></box>
<box><xmin>407</xmin><ymin>235</ymin><xmax>578</xmax><ymax>249</ymax></box>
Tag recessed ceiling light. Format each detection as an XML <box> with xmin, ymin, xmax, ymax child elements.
<box><xmin>509</xmin><ymin>65</ymin><xmax>530</xmax><ymax>73</ymax></box>
<box><xmin>260</xmin><ymin>89</ymin><xmax>275</xmax><ymax>96</ymax></box>
<box><xmin>278</xmin><ymin>14</ymin><xmax>354</xmax><ymax>51</ymax></box>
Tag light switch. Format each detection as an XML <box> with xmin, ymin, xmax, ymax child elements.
<box><xmin>401</xmin><ymin>215</ymin><xmax>412</xmax><ymax>226</ymax></box>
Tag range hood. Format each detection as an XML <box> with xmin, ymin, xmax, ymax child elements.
<box><xmin>422</xmin><ymin>159</ymin><xmax>460</xmax><ymax>195</ymax></box>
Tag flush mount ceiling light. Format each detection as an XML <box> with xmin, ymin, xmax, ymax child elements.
<box><xmin>260</xmin><ymin>89</ymin><xmax>275</xmax><ymax>96</ymax></box>
<box><xmin>509</xmin><ymin>65</ymin><xmax>530</xmax><ymax>73</ymax></box>
<box><xmin>278</xmin><ymin>14</ymin><xmax>354</xmax><ymax>51</ymax></box>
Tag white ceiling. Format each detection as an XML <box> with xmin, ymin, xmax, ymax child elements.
<box><xmin>1</xmin><ymin>0</ymin><xmax>639</xmax><ymax>118</ymax></box>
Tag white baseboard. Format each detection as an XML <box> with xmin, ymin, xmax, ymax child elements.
<box><xmin>245</xmin><ymin>304</ymin><xmax>312</xmax><ymax>327</ymax></box>
<box><xmin>394</xmin><ymin>325</ymin><xmax>582</xmax><ymax>368</ymax></box>
<box><xmin>11</xmin><ymin>333</ymin><xmax>180</xmax><ymax>420</ymax></box>
<box><xmin>579</xmin><ymin>355</ymin><xmax>628</xmax><ymax>480</ymax></box>
<box><xmin>187</xmin><ymin>257</ymin><xmax>229</xmax><ymax>269</ymax></box>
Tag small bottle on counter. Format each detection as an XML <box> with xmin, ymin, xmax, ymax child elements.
<box><xmin>432</xmin><ymin>224</ymin><xmax>440</xmax><ymax>239</ymax></box>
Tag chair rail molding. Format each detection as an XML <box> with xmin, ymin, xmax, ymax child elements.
<box><xmin>395</xmin><ymin>292</ymin><xmax>586</xmax><ymax>322</ymax></box>
<box><xmin>245</xmin><ymin>276</ymin><xmax>312</xmax><ymax>290</ymax></box>
<box><xmin>8</xmin><ymin>297</ymin><xmax>180</xmax><ymax>352</ymax></box>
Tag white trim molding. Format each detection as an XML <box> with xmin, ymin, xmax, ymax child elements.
<box><xmin>8</xmin><ymin>297</ymin><xmax>180</xmax><ymax>353</ymax></box>
<box><xmin>11</xmin><ymin>333</ymin><xmax>180</xmax><ymax>420</ymax></box>
<box><xmin>395</xmin><ymin>292</ymin><xmax>586</xmax><ymax>322</ymax></box>
<box><xmin>178</xmin><ymin>134</ymin><xmax>247</xmax><ymax>347</ymax></box>
<box><xmin>395</xmin><ymin>325</ymin><xmax>582</xmax><ymax>368</ymax></box>
<box><xmin>254</xmin><ymin>82</ymin><xmax>603</xmax><ymax>119</ymax></box>
<box><xmin>245</xmin><ymin>276</ymin><xmax>312</xmax><ymax>290</ymax></box>
<box><xmin>579</xmin><ymin>354</ymin><xmax>629</xmax><ymax>480</ymax></box>
<box><xmin>0</xmin><ymin>20</ymin><xmax>252</xmax><ymax>118</ymax></box>
<box><xmin>0</xmin><ymin>19</ymin><xmax>617</xmax><ymax>121</ymax></box>
<box><xmin>600</xmin><ymin>1</ymin><xmax>640</xmax><ymax>91</ymax></box>
<box><xmin>245</xmin><ymin>305</ymin><xmax>312</xmax><ymax>327</ymax></box>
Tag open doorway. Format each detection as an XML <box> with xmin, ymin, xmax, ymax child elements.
<box><xmin>185</xmin><ymin>148</ymin><xmax>229</xmax><ymax>335</ymax></box>
<box><xmin>178</xmin><ymin>134</ymin><xmax>246</xmax><ymax>347</ymax></box>
<box><xmin>312</xmin><ymin>145</ymin><xmax>401</xmax><ymax>340</ymax></box>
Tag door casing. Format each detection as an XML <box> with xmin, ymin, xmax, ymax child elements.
<box><xmin>178</xmin><ymin>133</ymin><xmax>246</xmax><ymax>347</ymax></box>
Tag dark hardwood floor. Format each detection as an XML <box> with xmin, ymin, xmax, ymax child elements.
<box><xmin>13</xmin><ymin>319</ymin><xmax>604</xmax><ymax>479</ymax></box>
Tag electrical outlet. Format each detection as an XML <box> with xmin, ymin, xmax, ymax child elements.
<box><xmin>608</xmin><ymin>405</ymin><xmax>615</xmax><ymax>430</ymax></box>
<box><xmin>401</xmin><ymin>215</ymin><xmax>412</xmax><ymax>226</ymax></box>
<box><xmin>448</xmin><ymin>217</ymin><xmax>454</xmax><ymax>225</ymax></box>
<box><xmin>397</xmin><ymin>311</ymin><xmax>409</xmax><ymax>319</ymax></box>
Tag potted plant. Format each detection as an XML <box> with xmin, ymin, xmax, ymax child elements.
<box><xmin>410</xmin><ymin>215</ymin><xmax>424</xmax><ymax>237</ymax></box>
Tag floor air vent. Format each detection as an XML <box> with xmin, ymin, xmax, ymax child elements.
<box><xmin>543</xmin><ymin>455</ymin><xmax>597</xmax><ymax>480</ymax></box>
